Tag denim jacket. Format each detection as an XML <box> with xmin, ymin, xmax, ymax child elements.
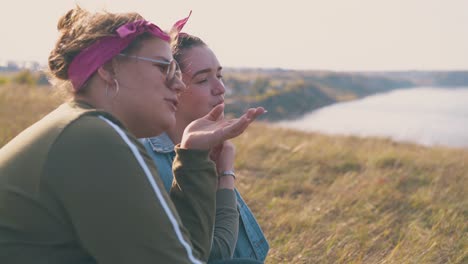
<box><xmin>141</xmin><ymin>134</ymin><xmax>269</xmax><ymax>261</ymax></box>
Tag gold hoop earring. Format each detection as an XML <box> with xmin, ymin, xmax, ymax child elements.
<box><xmin>105</xmin><ymin>80</ymin><xmax>120</xmax><ymax>98</ymax></box>
<box><xmin>113</xmin><ymin>79</ymin><xmax>120</xmax><ymax>96</ymax></box>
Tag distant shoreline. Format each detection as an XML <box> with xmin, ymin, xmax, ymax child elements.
<box><xmin>276</xmin><ymin>87</ymin><xmax>468</xmax><ymax>149</ymax></box>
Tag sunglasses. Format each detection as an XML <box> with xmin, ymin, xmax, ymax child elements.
<box><xmin>118</xmin><ymin>53</ymin><xmax>181</xmax><ymax>85</ymax></box>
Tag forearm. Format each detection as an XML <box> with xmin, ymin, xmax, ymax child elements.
<box><xmin>218</xmin><ymin>173</ymin><xmax>235</xmax><ymax>189</ymax></box>
<box><xmin>171</xmin><ymin>145</ymin><xmax>219</xmax><ymax>261</ymax></box>
<box><xmin>208</xmin><ymin>189</ymin><xmax>239</xmax><ymax>261</ymax></box>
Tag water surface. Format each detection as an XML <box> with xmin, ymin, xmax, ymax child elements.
<box><xmin>277</xmin><ymin>87</ymin><xmax>468</xmax><ymax>148</ymax></box>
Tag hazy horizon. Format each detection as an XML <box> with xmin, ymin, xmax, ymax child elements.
<box><xmin>2</xmin><ymin>0</ymin><xmax>468</xmax><ymax>71</ymax></box>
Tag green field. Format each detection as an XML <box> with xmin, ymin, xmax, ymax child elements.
<box><xmin>1</xmin><ymin>85</ymin><xmax>467</xmax><ymax>263</ymax></box>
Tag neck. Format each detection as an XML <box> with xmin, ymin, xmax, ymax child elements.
<box><xmin>74</xmin><ymin>82</ymin><xmax>162</xmax><ymax>138</ymax></box>
<box><xmin>166</xmin><ymin>115</ymin><xmax>192</xmax><ymax>144</ymax></box>
<box><xmin>74</xmin><ymin>88</ymin><xmax>112</xmax><ymax>113</ymax></box>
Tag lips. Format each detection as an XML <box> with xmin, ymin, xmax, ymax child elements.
<box><xmin>164</xmin><ymin>98</ymin><xmax>179</xmax><ymax>111</ymax></box>
<box><xmin>213</xmin><ymin>99</ymin><xmax>225</xmax><ymax>108</ymax></box>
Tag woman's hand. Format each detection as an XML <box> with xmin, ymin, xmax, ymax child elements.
<box><xmin>180</xmin><ymin>104</ymin><xmax>265</xmax><ymax>150</ymax></box>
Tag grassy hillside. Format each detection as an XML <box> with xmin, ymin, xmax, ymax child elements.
<box><xmin>225</xmin><ymin>81</ymin><xmax>335</xmax><ymax>121</ymax></box>
<box><xmin>233</xmin><ymin>125</ymin><xmax>467</xmax><ymax>263</ymax></box>
<box><xmin>223</xmin><ymin>70</ymin><xmax>416</xmax><ymax>121</ymax></box>
<box><xmin>1</xmin><ymin>85</ymin><xmax>467</xmax><ymax>263</ymax></box>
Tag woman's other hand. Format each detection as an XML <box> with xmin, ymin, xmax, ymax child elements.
<box><xmin>210</xmin><ymin>141</ymin><xmax>236</xmax><ymax>189</ymax></box>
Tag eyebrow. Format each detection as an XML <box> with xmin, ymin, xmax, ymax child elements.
<box><xmin>192</xmin><ymin>66</ymin><xmax>223</xmax><ymax>78</ymax></box>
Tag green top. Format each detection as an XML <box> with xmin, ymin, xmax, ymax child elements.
<box><xmin>0</xmin><ymin>101</ymin><xmax>225</xmax><ymax>263</ymax></box>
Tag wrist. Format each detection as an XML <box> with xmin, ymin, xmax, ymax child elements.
<box><xmin>219</xmin><ymin>170</ymin><xmax>236</xmax><ymax>180</ymax></box>
<box><xmin>217</xmin><ymin>170</ymin><xmax>236</xmax><ymax>190</ymax></box>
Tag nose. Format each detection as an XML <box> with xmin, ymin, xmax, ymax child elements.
<box><xmin>169</xmin><ymin>74</ymin><xmax>186</xmax><ymax>94</ymax></box>
<box><xmin>211</xmin><ymin>79</ymin><xmax>226</xmax><ymax>96</ymax></box>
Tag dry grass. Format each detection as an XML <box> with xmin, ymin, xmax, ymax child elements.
<box><xmin>1</xmin><ymin>85</ymin><xmax>467</xmax><ymax>263</ymax></box>
<box><xmin>233</xmin><ymin>125</ymin><xmax>468</xmax><ymax>264</ymax></box>
<box><xmin>0</xmin><ymin>84</ymin><xmax>63</xmax><ymax>146</ymax></box>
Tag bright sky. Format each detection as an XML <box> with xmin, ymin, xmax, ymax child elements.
<box><xmin>1</xmin><ymin>0</ymin><xmax>467</xmax><ymax>71</ymax></box>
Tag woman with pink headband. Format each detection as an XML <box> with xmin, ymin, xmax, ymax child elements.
<box><xmin>0</xmin><ymin>6</ymin><xmax>264</xmax><ymax>264</ymax></box>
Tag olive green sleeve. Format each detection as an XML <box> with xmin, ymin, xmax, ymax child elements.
<box><xmin>44</xmin><ymin>116</ymin><xmax>217</xmax><ymax>263</ymax></box>
<box><xmin>208</xmin><ymin>189</ymin><xmax>239</xmax><ymax>261</ymax></box>
<box><xmin>173</xmin><ymin>149</ymin><xmax>239</xmax><ymax>261</ymax></box>
<box><xmin>171</xmin><ymin>145</ymin><xmax>220</xmax><ymax>259</ymax></box>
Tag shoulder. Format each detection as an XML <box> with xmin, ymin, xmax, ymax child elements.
<box><xmin>145</xmin><ymin>133</ymin><xmax>175</xmax><ymax>153</ymax></box>
<box><xmin>140</xmin><ymin>137</ymin><xmax>175</xmax><ymax>191</ymax></box>
<box><xmin>49</xmin><ymin>113</ymin><xmax>144</xmax><ymax>169</ymax></box>
<box><xmin>60</xmin><ymin>113</ymin><xmax>129</xmax><ymax>147</ymax></box>
<box><xmin>44</xmin><ymin>113</ymin><xmax>158</xmax><ymax>192</ymax></box>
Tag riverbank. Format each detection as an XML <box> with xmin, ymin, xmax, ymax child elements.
<box><xmin>277</xmin><ymin>87</ymin><xmax>468</xmax><ymax>149</ymax></box>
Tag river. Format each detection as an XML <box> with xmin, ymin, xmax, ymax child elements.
<box><xmin>277</xmin><ymin>87</ymin><xmax>468</xmax><ymax>148</ymax></box>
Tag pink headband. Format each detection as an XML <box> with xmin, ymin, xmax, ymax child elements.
<box><xmin>68</xmin><ymin>12</ymin><xmax>191</xmax><ymax>91</ymax></box>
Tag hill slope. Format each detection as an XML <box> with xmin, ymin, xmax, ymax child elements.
<box><xmin>223</xmin><ymin>69</ymin><xmax>468</xmax><ymax>121</ymax></box>
<box><xmin>232</xmin><ymin>124</ymin><xmax>467</xmax><ymax>263</ymax></box>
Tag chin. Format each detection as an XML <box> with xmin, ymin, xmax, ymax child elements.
<box><xmin>139</xmin><ymin>116</ymin><xmax>174</xmax><ymax>138</ymax></box>
<box><xmin>196</xmin><ymin>108</ymin><xmax>212</xmax><ymax>120</ymax></box>
<box><xmin>161</xmin><ymin>116</ymin><xmax>176</xmax><ymax>132</ymax></box>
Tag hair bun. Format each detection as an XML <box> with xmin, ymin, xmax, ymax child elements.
<box><xmin>57</xmin><ymin>6</ymin><xmax>86</xmax><ymax>32</ymax></box>
<box><xmin>48</xmin><ymin>7</ymin><xmax>88</xmax><ymax>80</ymax></box>
<box><xmin>48</xmin><ymin>6</ymin><xmax>143</xmax><ymax>86</ymax></box>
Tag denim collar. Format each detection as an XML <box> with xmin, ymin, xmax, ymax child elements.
<box><xmin>147</xmin><ymin>132</ymin><xmax>175</xmax><ymax>153</ymax></box>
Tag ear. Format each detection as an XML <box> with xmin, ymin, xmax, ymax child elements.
<box><xmin>96</xmin><ymin>60</ymin><xmax>117</xmax><ymax>84</ymax></box>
